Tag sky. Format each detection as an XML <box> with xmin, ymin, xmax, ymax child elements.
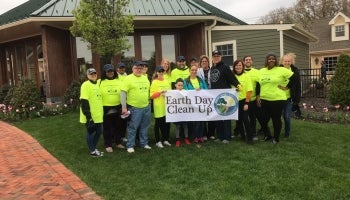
<box><xmin>0</xmin><ymin>0</ymin><xmax>297</xmax><ymax>24</ymax></box>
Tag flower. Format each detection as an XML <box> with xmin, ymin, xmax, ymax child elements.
<box><xmin>335</xmin><ymin>104</ymin><xmax>340</xmax><ymax>109</ymax></box>
<box><xmin>310</xmin><ymin>105</ymin><xmax>314</xmax><ymax>109</ymax></box>
<box><xmin>323</xmin><ymin>107</ymin><xmax>328</xmax><ymax>112</ymax></box>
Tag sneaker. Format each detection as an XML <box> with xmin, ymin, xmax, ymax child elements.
<box><xmin>105</xmin><ymin>147</ymin><xmax>113</xmax><ymax>153</ymax></box>
<box><xmin>175</xmin><ymin>140</ymin><xmax>181</xmax><ymax>147</ymax></box>
<box><xmin>122</xmin><ymin>137</ymin><xmax>128</xmax><ymax>142</ymax></box>
<box><xmin>184</xmin><ymin>138</ymin><xmax>191</xmax><ymax>145</ymax></box>
<box><xmin>209</xmin><ymin>136</ymin><xmax>216</xmax><ymax>140</ymax></box>
<box><xmin>199</xmin><ymin>137</ymin><xmax>205</xmax><ymax>143</ymax></box>
<box><xmin>272</xmin><ymin>139</ymin><xmax>279</xmax><ymax>144</ymax></box>
<box><xmin>253</xmin><ymin>136</ymin><xmax>259</xmax><ymax>141</ymax></box>
<box><xmin>127</xmin><ymin>148</ymin><xmax>135</xmax><ymax>153</ymax></box>
<box><xmin>262</xmin><ymin>136</ymin><xmax>272</xmax><ymax>142</ymax></box>
<box><xmin>163</xmin><ymin>141</ymin><xmax>171</xmax><ymax>146</ymax></box>
<box><xmin>116</xmin><ymin>144</ymin><xmax>125</xmax><ymax>149</ymax></box>
<box><xmin>143</xmin><ymin>145</ymin><xmax>152</xmax><ymax>149</ymax></box>
<box><xmin>203</xmin><ymin>136</ymin><xmax>208</xmax><ymax>141</ymax></box>
<box><xmin>222</xmin><ymin>139</ymin><xmax>230</xmax><ymax>144</ymax></box>
<box><xmin>156</xmin><ymin>141</ymin><xmax>164</xmax><ymax>148</ymax></box>
<box><xmin>90</xmin><ymin>150</ymin><xmax>103</xmax><ymax>157</ymax></box>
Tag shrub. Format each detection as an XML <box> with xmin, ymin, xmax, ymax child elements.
<box><xmin>0</xmin><ymin>85</ymin><xmax>13</xmax><ymax>103</ymax></box>
<box><xmin>63</xmin><ymin>80</ymin><xmax>81</xmax><ymax>111</ymax></box>
<box><xmin>5</xmin><ymin>79</ymin><xmax>42</xmax><ymax>120</ymax></box>
<box><xmin>328</xmin><ymin>54</ymin><xmax>350</xmax><ymax>106</ymax></box>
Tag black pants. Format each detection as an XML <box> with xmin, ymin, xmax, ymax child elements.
<box><xmin>154</xmin><ymin>116</ymin><xmax>170</xmax><ymax>142</ymax></box>
<box><xmin>236</xmin><ymin>100</ymin><xmax>252</xmax><ymax>141</ymax></box>
<box><xmin>248</xmin><ymin>100</ymin><xmax>263</xmax><ymax>135</ymax></box>
<box><xmin>260</xmin><ymin>100</ymin><xmax>286</xmax><ymax>142</ymax></box>
<box><xmin>103</xmin><ymin>106</ymin><xmax>123</xmax><ymax>147</ymax></box>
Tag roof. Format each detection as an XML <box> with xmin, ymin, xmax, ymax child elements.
<box><xmin>0</xmin><ymin>0</ymin><xmax>247</xmax><ymax>26</ymax></box>
<box><xmin>310</xmin><ymin>16</ymin><xmax>350</xmax><ymax>52</ymax></box>
<box><xmin>0</xmin><ymin>0</ymin><xmax>51</xmax><ymax>25</ymax></box>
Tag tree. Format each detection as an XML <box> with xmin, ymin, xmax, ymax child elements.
<box><xmin>70</xmin><ymin>0</ymin><xmax>134</xmax><ymax>64</ymax></box>
<box><xmin>258</xmin><ymin>0</ymin><xmax>349</xmax><ymax>30</ymax></box>
<box><xmin>258</xmin><ymin>7</ymin><xmax>295</xmax><ymax>24</ymax></box>
<box><xmin>328</xmin><ymin>54</ymin><xmax>350</xmax><ymax>106</ymax></box>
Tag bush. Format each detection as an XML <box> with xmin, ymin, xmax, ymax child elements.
<box><xmin>0</xmin><ymin>79</ymin><xmax>42</xmax><ymax>121</ymax></box>
<box><xmin>328</xmin><ymin>54</ymin><xmax>350</xmax><ymax>106</ymax></box>
<box><xmin>63</xmin><ymin>80</ymin><xmax>81</xmax><ymax>111</ymax></box>
<box><xmin>0</xmin><ymin>85</ymin><xmax>13</xmax><ymax>103</ymax></box>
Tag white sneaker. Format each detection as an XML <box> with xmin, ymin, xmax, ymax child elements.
<box><xmin>209</xmin><ymin>136</ymin><xmax>216</xmax><ymax>140</ymax></box>
<box><xmin>127</xmin><ymin>148</ymin><xmax>135</xmax><ymax>153</ymax></box>
<box><xmin>156</xmin><ymin>142</ymin><xmax>164</xmax><ymax>148</ymax></box>
<box><xmin>163</xmin><ymin>141</ymin><xmax>171</xmax><ymax>146</ymax></box>
<box><xmin>143</xmin><ymin>145</ymin><xmax>152</xmax><ymax>150</ymax></box>
<box><xmin>222</xmin><ymin>139</ymin><xmax>230</xmax><ymax>144</ymax></box>
<box><xmin>105</xmin><ymin>147</ymin><xmax>113</xmax><ymax>153</ymax></box>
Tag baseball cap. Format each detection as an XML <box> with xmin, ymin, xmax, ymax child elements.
<box><xmin>177</xmin><ymin>55</ymin><xmax>185</xmax><ymax>62</ymax></box>
<box><xmin>155</xmin><ymin>66</ymin><xmax>165</xmax><ymax>72</ymax></box>
<box><xmin>212</xmin><ymin>50</ymin><xmax>221</xmax><ymax>56</ymax></box>
<box><xmin>133</xmin><ymin>61</ymin><xmax>147</xmax><ymax>66</ymax></box>
<box><xmin>190</xmin><ymin>57</ymin><xmax>197</xmax><ymax>62</ymax></box>
<box><xmin>117</xmin><ymin>62</ymin><xmax>125</xmax><ymax>68</ymax></box>
<box><xmin>103</xmin><ymin>64</ymin><xmax>114</xmax><ymax>71</ymax></box>
<box><xmin>87</xmin><ymin>68</ymin><xmax>96</xmax><ymax>75</ymax></box>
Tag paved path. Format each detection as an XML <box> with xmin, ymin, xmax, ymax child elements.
<box><xmin>0</xmin><ymin>121</ymin><xmax>102</xmax><ymax>200</ymax></box>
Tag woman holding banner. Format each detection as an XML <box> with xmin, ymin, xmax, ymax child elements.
<box><xmin>184</xmin><ymin>65</ymin><xmax>208</xmax><ymax>143</ymax></box>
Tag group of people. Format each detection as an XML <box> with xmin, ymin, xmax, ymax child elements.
<box><xmin>79</xmin><ymin>50</ymin><xmax>301</xmax><ymax>157</ymax></box>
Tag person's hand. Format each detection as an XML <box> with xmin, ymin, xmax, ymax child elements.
<box><xmin>86</xmin><ymin>119</ymin><xmax>95</xmax><ymax>133</ymax></box>
<box><xmin>236</xmin><ymin>84</ymin><xmax>242</xmax><ymax>92</ymax></box>
<box><xmin>243</xmin><ymin>103</ymin><xmax>249</xmax><ymax>111</ymax></box>
<box><xmin>256</xmin><ymin>96</ymin><xmax>261</xmax><ymax>108</ymax></box>
<box><xmin>278</xmin><ymin>85</ymin><xmax>288</xmax><ymax>90</ymax></box>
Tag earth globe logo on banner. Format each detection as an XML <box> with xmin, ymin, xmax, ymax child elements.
<box><xmin>214</xmin><ymin>92</ymin><xmax>239</xmax><ymax>116</ymax></box>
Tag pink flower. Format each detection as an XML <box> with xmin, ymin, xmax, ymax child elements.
<box><xmin>335</xmin><ymin>104</ymin><xmax>340</xmax><ymax>109</ymax></box>
<box><xmin>8</xmin><ymin>105</ymin><xmax>13</xmax><ymax>111</ymax></box>
<box><xmin>323</xmin><ymin>107</ymin><xmax>328</xmax><ymax>112</ymax></box>
<box><xmin>346</xmin><ymin>106</ymin><xmax>350</xmax><ymax>111</ymax></box>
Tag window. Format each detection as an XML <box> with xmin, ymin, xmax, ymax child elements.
<box><xmin>335</xmin><ymin>25</ymin><xmax>345</xmax><ymax>37</ymax></box>
<box><xmin>324</xmin><ymin>56</ymin><xmax>338</xmax><ymax>71</ymax></box>
<box><xmin>212</xmin><ymin>40</ymin><xmax>237</xmax><ymax>69</ymax></box>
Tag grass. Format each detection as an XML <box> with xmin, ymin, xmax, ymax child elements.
<box><xmin>14</xmin><ymin>112</ymin><xmax>350</xmax><ymax>200</ymax></box>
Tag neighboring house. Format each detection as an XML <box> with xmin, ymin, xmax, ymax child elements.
<box><xmin>310</xmin><ymin>12</ymin><xmax>350</xmax><ymax>76</ymax></box>
<box><xmin>211</xmin><ymin>24</ymin><xmax>317</xmax><ymax>69</ymax></box>
<box><xmin>0</xmin><ymin>0</ymin><xmax>316</xmax><ymax>102</ymax></box>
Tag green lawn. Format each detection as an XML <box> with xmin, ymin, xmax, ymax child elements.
<box><xmin>14</xmin><ymin>112</ymin><xmax>350</xmax><ymax>200</ymax></box>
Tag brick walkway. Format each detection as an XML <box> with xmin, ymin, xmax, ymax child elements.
<box><xmin>0</xmin><ymin>121</ymin><xmax>102</xmax><ymax>200</ymax></box>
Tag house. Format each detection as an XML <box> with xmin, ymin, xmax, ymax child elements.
<box><xmin>0</xmin><ymin>0</ymin><xmax>316</xmax><ymax>103</ymax></box>
<box><xmin>310</xmin><ymin>12</ymin><xmax>350</xmax><ymax>76</ymax></box>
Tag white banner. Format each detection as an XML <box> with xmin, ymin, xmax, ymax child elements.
<box><xmin>165</xmin><ymin>89</ymin><xmax>239</xmax><ymax>122</ymax></box>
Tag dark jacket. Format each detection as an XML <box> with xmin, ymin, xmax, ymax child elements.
<box><xmin>288</xmin><ymin>64</ymin><xmax>301</xmax><ymax>104</ymax></box>
<box><xmin>209</xmin><ymin>61</ymin><xmax>239</xmax><ymax>89</ymax></box>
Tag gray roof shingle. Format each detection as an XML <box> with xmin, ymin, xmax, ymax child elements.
<box><xmin>0</xmin><ymin>0</ymin><xmax>247</xmax><ymax>26</ymax></box>
<box><xmin>310</xmin><ymin>17</ymin><xmax>350</xmax><ymax>52</ymax></box>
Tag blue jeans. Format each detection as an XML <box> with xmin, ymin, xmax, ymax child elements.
<box><xmin>126</xmin><ymin>105</ymin><xmax>151</xmax><ymax>148</ymax></box>
<box><xmin>283</xmin><ymin>99</ymin><xmax>292</xmax><ymax>137</ymax></box>
<box><xmin>86</xmin><ymin>123</ymin><xmax>103</xmax><ymax>152</ymax></box>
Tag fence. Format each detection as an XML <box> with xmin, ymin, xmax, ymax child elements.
<box><xmin>299</xmin><ymin>68</ymin><xmax>330</xmax><ymax>98</ymax></box>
